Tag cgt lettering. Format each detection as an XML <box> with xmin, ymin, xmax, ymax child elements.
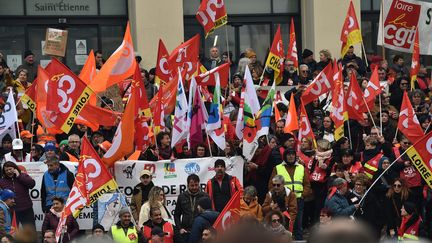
<box><xmin>384</xmin><ymin>25</ymin><xmax>416</xmax><ymax>47</ymax></box>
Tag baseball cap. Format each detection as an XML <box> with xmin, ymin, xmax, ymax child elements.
<box><xmin>140</xmin><ymin>169</ymin><xmax>152</xmax><ymax>178</ymax></box>
<box><xmin>20</xmin><ymin>130</ymin><xmax>34</xmax><ymax>139</ymax></box>
<box><xmin>12</xmin><ymin>138</ymin><xmax>23</xmax><ymax>150</ymax></box>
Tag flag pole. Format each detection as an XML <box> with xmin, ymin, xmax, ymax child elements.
<box><xmin>379</xmin><ymin>94</ymin><xmax>383</xmax><ymax>135</ymax></box>
<box><xmin>346</xmin><ymin>120</ymin><xmax>353</xmax><ymax>150</ymax></box>
<box><xmin>393</xmin><ymin>127</ymin><xmax>399</xmax><ymax>143</ymax></box>
<box><xmin>361</xmin><ymin>95</ymin><xmax>380</xmax><ymax>135</ymax></box>
<box><xmin>380</xmin><ymin>0</ymin><xmax>386</xmax><ymax>60</ymax></box>
<box><xmin>353</xmin><ymin>146</ymin><xmax>411</xmax><ymax>214</ymax></box>
<box><xmin>360</xmin><ymin>42</ymin><xmax>369</xmax><ymax>67</ymax></box>
<box><xmin>206</xmin><ymin>133</ymin><xmax>213</xmax><ymax>157</ymax></box>
<box><xmin>224</xmin><ymin>24</ymin><xmax>231</xmax><ymax>98</ymax></box>
<box><xmin>29</xmin><ymin>112</ymin><xmax>35</xmax><ymax>150</ymax></box>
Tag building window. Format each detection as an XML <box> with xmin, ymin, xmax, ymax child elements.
<box><xmin>0</xmin><ymin>0</ymin><xmax>24</xmax><ymax>15</ymax></box>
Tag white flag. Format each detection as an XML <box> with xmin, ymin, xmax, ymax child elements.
<box><xmin>171</xmin><ymin>72</ymin><xmax>189</xmax><ymax>148</ymax></box>
<box><xmin>0</xmin><ymin>91</ymin><xmax>18</xmax><ymax>135</ymax></box>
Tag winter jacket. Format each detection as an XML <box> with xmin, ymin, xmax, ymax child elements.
<box><xmin>240</xmin><ymin>197</ymin><xmax>264</xmax><ymax>221</ymax></box>
<box><xmin>130</xmin><ymin>182</ymin><xmax>154</xmax><ymax>221</ymax></box>
<box><xmin>138</xmin><ymin>201</ymin><xmax>171</xmax><ymax>228</ymax></box>
<box><xmin>40</xmin><ymin>163</ymin><xmax>75</xmax><ymax>212</ymax></box>
<box><xmin>174</xmin><ymin>190</ymin><xmax>209</xmax><ymax>231</ymax></box>
<box><xmin>42</xmin><ymin>210</ymin><xmax>79</xmax><ymax>242</ymax></box>
<box><xmin>206</xmin><ymin>174</ymin><xmax>243</xmax><ymax>212</ymax></box>
<box><xmin>262</xmin><ymin>187</ymin><xmax>297</xmax><ymax>221</ymax></box>
<box><xmin>0</xmin><ymin>173</ymin><xmax>35</xmax><ymax>212</ymax></box>
<box><xmin>0</xmin><ymin>201</ymin><xmax>11</xmax><ymax>238</ymax></box>
<box><xmin>190</xmin><ymin>210</ymin><xmax>219</xmax><ymax>243</ymax></box>
<box><xmin>324</xmin><ymin>192</ymin><xmax>356</xmax><ymax>216</ymax></box>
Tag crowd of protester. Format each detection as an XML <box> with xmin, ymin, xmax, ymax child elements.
<box><xmin>0</xmin><ymin>43</ymin><xmax>430</xmax><ymax>243</ymax></box>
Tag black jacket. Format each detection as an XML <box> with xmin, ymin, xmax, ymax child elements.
<box><xmin>174</xmin><ymin>190</ymin><xmax>209</xmax><ymax>231</ymax></box>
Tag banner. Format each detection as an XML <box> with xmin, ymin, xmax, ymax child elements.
<box><xmin>378</xmin><ymin>0</ymin><xmax>432</xmax><ymax>54</ymax></box>
<box><xmin>406</xmin><ymin>131</ymin><xmax>432</xmax><ymax>189</ymax></box>
<box><xmin>114</xmin><ymin>156</ymin><xmax>244</xmax><ymax>218</ymax></box>
<box><xmin>17</xmin><ymin>162</ymin><xmax>93</xmax><ymax>231</ymax></box>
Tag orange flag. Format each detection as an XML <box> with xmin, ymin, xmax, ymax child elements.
<box><xmin>76</xmin><ymin>105</ymin><xmax>120</xmax><ymax>131</ymax></box>
<box><xmin>287</xmin><ymin>17</ymin><xmax>298</xmax><ymax>70</ymax></box>
<box><xmin>410</xmin><ymin>28</ymin><xmax>420</xmax><ymax>89</ymax></box>
<box><xmin>213</xmin><ymin>190</ymin><xmax>241</xmax><ymax>231</ymax></box>
<box><xmin>149</xmin><ymin>70</ymin><xmax>181</xmax><ymax>115</ymax></box>
<box><xmin>284</xmin><ymin>94</ymin><xmax>299</xmax><ymax>133</ymax></box>
<box><xmin>398</xmin><ymin>91</ymin><xmax>424</xmax><ymax>143</ymax></box>
<box><xmin>102</xmin><ymin>88</ymin><xmax>136</xmax><ymax>166</ymax></box>
<box><xmin>91</xmin><ymin>22</ymin><xmax>137</xmax><ymax>93</ymax></box>
<box><xmin>79</xmin><ymin>49</ymin><xmax>97</xmax><ymax>105</ymax></box>
<box><xmin>340</xmin><ymin>1</ymin><xmax>362</xmax><ymax>57</ymax></box>
<box><xmin>302</xmin><ymin>63</ymin><xmax>333</xmax><ymax>104</ymax></box>
<box><xmin>265</xmin><ymin>25</ymin><xmax>284</xmax><ymax>84</ymax></box>
<box><xmin>155</xmin><ymin>39</ymin><xmax>172</xmax><ymax>86</ymax></box>
<box><xmin>274</xmin><ymin>101</ymin><xmax>281</xmax><ymax>122</ymax></box>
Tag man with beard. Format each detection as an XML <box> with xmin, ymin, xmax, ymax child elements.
<box><xmin>143</xmin><ymin>207</ymin><xmax>177</xmax><ymax>243</ymax></box>
<box><xmin>109</xmin><ymin>207</ymin><xmax>145</xmax><ymax>243</ymax></box>
<box><xmin>174</xmin><ymin>174</ymin><xmax>208</xmax><ymax>243</ymax></box>
<box><xmin>131</xmin><ymin>169</ymin><xmax>155</xmax><ymax>222</ymax></box>
<box><xmin>206</xmin><ymin>159</ymin><xmax>242</xmax><ymax>212</ymax></box>
<box><xmin>281</xmin><ymin>59</ymin><xmax>299</xmax><ymax>85</ymax></box>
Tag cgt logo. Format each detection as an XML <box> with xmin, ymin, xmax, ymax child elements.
<box><xmin>122</xmin><ymin>163</ymin><xmax>136</xmax><ymax>179</ymax></box>
<box><xmin>184</xmin><ymin>162</ymin><xmax>200</xmax><ymax>175</ymax></box>
<box><xmin>164</xmin><ymin>163</ymin><xmax>177</xmax><ymax>179</ymax></box>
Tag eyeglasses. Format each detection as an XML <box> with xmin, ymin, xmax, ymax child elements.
<box><xmin>400</xmin><ymin>83</ymin><xmax>408</xmax><ymax>86</ymax></box>
<box><xmin>300</xmin><ymin>70</ymin><xmax>308</xmax><ymax>73</ymax></box>
<box><xmin>393</xmin><ymin>184</ymin><xmax>402</xmax><ymax>188</ymax></box>
<box><xmin>272</xmin><ymin>184</ymin><xmax>282</xmax><ymax>187</ymax></box>
<box><xmin>272</xmin><ymin>218</ymin><xmax>281</xmax><ymax>223</ymax></box>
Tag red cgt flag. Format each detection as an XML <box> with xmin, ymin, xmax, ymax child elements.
<box><xmin>287</xmin><ymin>17</ymin><xmax>298</xmax><ymax>70</ymax></box>
<box><xmin>331</xmin><ymin>61</ymin><xmax>346</xmax><ymax>141</ymax></box>
<box><xmin>398</xmin><ymin>91</ymin><xmax>424</xmax><ymax>143</ymax></box>
<box><xmin>406</xmin><ymin>131</ymin><xmax>432</xmax><ymax>189</ymax></box>
<box><xmin>345</xmin><ymin>73</ymin><xmax>367</xmax><ymax>122</ymax></box>
<box><xmin>298</xmin><ymin>100</ymin><xmax>315</xmax><ymax>147</ymax></box>
<box><xmin>302</xmin><ymin>63</ymin><xmax>333</xmax><ymax>104</ymax></box>
<box><xmin>195</xmin><ymin>62</ymin><xmax>230</xmax><ymax>86</ymax></box>
<box><xmin>265</xmin><ymin>25</ymin><xmax>284</xmax><ymax>84</ymax></box>
<box><xmin>168</xmin><ymin>35</ymin><xmax>200</xmax><ymax>81</ymax></box>
<box><xmin>46</xmin><ymin>58</ymin><xmax>93</xmax><ymax>134</ymax></box>
<box><xmin>155</xmin><ymin>39</ymin><xmax>173</xmax><ymax>86</ymax></box>
<box><xmin>196</xmin><ymin>0</ymin><xmax>228</xmax><ymax>38</ymax></box>
<box><xmin>360</xmin><ymin>66</ymin><xmax>382</xmax><ymax>111</ymax></box>
<box><xmin>340</xmin><ymin>1</ymin><xmax>362</xmax><ymax>57</ymax></box>
<box><xmin>213</xmin><ymin>190</ymin><xmax>241</xmax><ymax>231</ymax></box>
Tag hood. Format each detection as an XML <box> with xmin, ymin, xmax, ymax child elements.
<box><xmin>200</xmin><ymin>210</ymin><xmax>220</xmax><ymax>222</ymax></box>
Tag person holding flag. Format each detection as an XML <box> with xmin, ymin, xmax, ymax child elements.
<box><xmin>42</xmin><ymin>197</ymin><xmax>79</xmax><ymax>242</ymax></box>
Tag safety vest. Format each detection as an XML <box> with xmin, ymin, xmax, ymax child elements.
<box><xmin>143</xmin><ymin>222</ymin><xmax>174</xmax><ymax>243</ymax></box>
<box><xmin>0</xmin><ymin>202</ymin><xmax>11</xmax><ymax>233</ymax></box>
<box><xmin>44</xmin><ymin>170</ymin><xmax>70</xmax><ymax>207</ymax></box>
<box><xmin>398</xmin><ymin>215</ymin><xmax>421</xmax><ymax>241</ymax></box>
<box><xmin>349</xmin><ymin>162</ymin><xmax>364</xmax><ymax>175</ymax></box>
<box><xmin>275</xmin><ymin>163</ymin><xmax>304</xmax><ymax>198</ymax></box>
<box><xmin>111</xmin><ymin>225</ymin><xmax>139</xmax><ymax>243</ymax></box>
<box><xmin>363</xmin><ymin>152</ymin><xmax>383</xmax><ymax>179</ymax></box>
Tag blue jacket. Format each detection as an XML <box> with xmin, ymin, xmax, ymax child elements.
<box><xmin>0</xmin><ymin>201</ymin><xmax>11</xmax><ymax>235</ymax></box>
<box><xmin>190</xmin><ymin>210</ymin><xmax>219</xmax><ymax>243</ymax></box>
<box><xmin>324</xmin><ymin>192</ymin><xmax>356</xmax><ymax>216</ymax></box>
<box><xmin>41</xmin><ymin>164</ymin><xmax>74</xmax><ymax>211</ymax></box>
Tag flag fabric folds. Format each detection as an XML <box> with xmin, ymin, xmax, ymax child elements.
<box><xmin>196</xmin><ymin>0</ymin><xmax>228</xmax><ymax>37</ymax></box>
<box><xmin>257</xmin><ymin>81</ymin><xmax>276</xmax><ymax>138</ymax></box>
<box><xmin>90</xmin><ymin>22</ymin><xmax>137</xmax><ymax>93</ymax></box>
<box><xmin>361</xmin><ymin>66</ymin><xmax>382</xmax><ymax>111</ymax></box>
<box><xmin>298</xmin><ymin>101</ymin><xmax>316</xmax><ymax>149</ymax></box>
<box><xmin>398</xmin><ymin>91</ymin><xmax>424</xmax><ymax>143</ymax></box>
<box><xmin>340</xmin><ymin>1</ymin><xmax>363</xmax><ymax>57</ymax></box>
<box><xmin>0</xmin><ymin>91</ymin><xmax>18</xmax><ymax>136</ymax></box>
<box><xmin>265</xmin><ymin>25</ymin><xmax>284</xmax><ymax>84</ymax></box>
<box><xmin>330</xmin><ymin>62</ymin><xmax>346</xmax><ymax>141</ymax></box>
<box><xmin>171</xmin><ymin>72</ymin><xmax>189</xmax><ymax>148</ymax></box>
<box><xmin>168</xmin><ymin>35</ymin><xmax>200</xmax><ymax>80</ymax></box>
<box><xmin>195</xmin><ymin>63</ymin><xmax>230</xmax><ymax>87</ymax></box>
<box><xmin>284</xmin><ymin>94</ymin><xmax>299</xmax><ymax>133</ymax></box>
<box><xmin>410</xmin><ymin>28</ymin><xmax>420</xmax><ymax>89</ymax></box>
<box><xmin>301</xmin><ymin>63</ymin><xmax>333</xmax><ymax>104</ymax></box>
<box><xmin>406</xmin><ymin>131</ymin><xmax>432</xmax><ymax>189</ymax></box>
<box><xmin>153</xmin><ymin>85</ymin><xmax>165</xmax><ymax>135</ymax></box>
<box><xmin>345</xmin><ymin>73</ymin><xmax>366</xmax><ymax>122</ymax></box>
<box><xmin>207</xmin><ymin>75</ymin><xmax>226</xmax><ymax>150</ymax></box>
<box><xmin>213</xmin><ymin>190</ymin><xmax>241</xmax><ymax>231</ymax></box>
<box><xmin>287</xmin><ymin>18</ymin><xmax>299</xmax><ymax>70</ymax></box>
<box><xmin>187</xmin><ymin>77</ymin><xmax>205</xmax><ymax>149</ymax></box>
<box><xmin>155</xmin><ymin>39</ymin><xmax>172</xmax><ymax>86</ymax></box>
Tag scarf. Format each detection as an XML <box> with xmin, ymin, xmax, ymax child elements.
<box><xmin>266</xmin><ymin>223</ymin><xmax>288</xmax><ymax>235</ymax></box>
<box><xmin>246</xmin><ymin>145</ymin><xmax>272</xmax><ymax>181</ymax></box>
<box><xmin>50</xmin><ymin>208</ymin><xmax>63</xmax><ymax>218</ymax></box>
<box><xmin>315</xmin><ymin>149</ymin><xmax>333</xmax><ymax>164</ymax></box>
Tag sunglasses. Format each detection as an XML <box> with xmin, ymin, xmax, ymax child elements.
<box><xmin>273</xmin><ymin>184</ymin><xmax>282</xmax><ymax>187</ymax></box>
<box><xmin>272</xmin><ymin>219</ymin><xmax>281</xmax><ymax>223</ymax></box>
<box><xmin>400</xmin><ymin>83</ymin><xmax>408</xmax><ymax>86</ymax></box>
<box><xmin>393</xmin><ymin>184</ymin><xmax>402</xmax><ymax>188</ymax></box>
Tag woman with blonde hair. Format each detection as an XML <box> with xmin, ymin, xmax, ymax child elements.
<box><xmin>138</xmin><ymin>186</ymin><xmax>171</xmax><ymax>227</ymax></box>
<box><xmin>317</xmin><ymin>49</ymin><xmax>332</xmax><ymax>70</ymax></box>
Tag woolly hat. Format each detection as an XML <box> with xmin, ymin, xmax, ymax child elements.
<box><xmin>92</xmin><ymin>224</ymin><xmax>105</xmax><ymax>232</ymax></box>
<box><xmin>118</xmin><ymin>207</ymin><xmax>130</xmax><ymax>216</ymax></box>
<box><xmin>0</xmin><ymin>189</ymin><xmax>15</xmax><ymax>201</ymax></box>
<box><xmin>24</xmin><ymin>50</ymin><xmax>34</xmax><ymax>59</ymax></box>
<box><xmin>302</xmin><ymin>49</ymin><xmax>313</xmax><ymax>59</ymax></box>
<box><xmin>214</xmin><ymin>159</ymin><xmax>226</xmax><ymax>168</ymax></box>
<box><xmin>44</xmin><ymin>142</ymin><xmax>56</xmax><ymax>152</ymax></box>
<box><xmin>378</xmin><ymin>156</ymin><xmax>390</xmax><ymax>170</ymax></box>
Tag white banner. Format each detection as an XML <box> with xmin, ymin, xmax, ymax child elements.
<box><xmin>18</xmin><ymin>161</ymin><xmax>93</xmax><ymax>231</ymax></box>
<box><xmin>378</xmin><ymin>0</ymin><xmax>432</xmax><ymax>54</ymax></box>
<box><xmin>114</xmin><ymin>156</ymin><xmax>244</xmax><ymax>219</ymax></box>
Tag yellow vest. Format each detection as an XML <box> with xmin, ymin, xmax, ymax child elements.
<box><xmin>111</xmin><ymin>225</ymin><xmax>139</xmax><ymax>243</ymax></box>
<box><xmin>276</xmin><ymin>163</ymin><xmax>304</xmax><ymax>198</ymax></box>
<box><xmin>398</xmin><ymin>234</ymin><xmax>419</xmax><ymax>241</ymax></box>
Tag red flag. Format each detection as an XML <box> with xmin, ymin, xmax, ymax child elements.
<box><xmin>196</xmin><ymin>0</ymin><xmax>227</xmax><ymax>38</ymax></box>
<box><xmin>91</xmin><ymin>22</ymin><xmax>137</xmax><ymax>93</ymax></box>
<box><xmin>168</xmin><ymin>35</ymin><xmax>200</xmax><ymax>80</ymax></box>
<box><xmin>213</xmin><ymin>190</ymin><xmax>241</xmax><ymax>231</ymax></box>
<box><xmin>302</xmin><ymin>63</ymin><xmax>333</xmax><ymax>104</ymax></box>
<box><xmin>330</xmin><ymin>61</ymin><xmax>346</xmax><ymax>141</ymax></box>
<box><xmin>340</xmin><ymin>1</ymin><xmax>362</xmax><ymax>57</ymax></box>
<box><xmin>76</xmin><ymin>105</ymin><xmax>120</xmax><ymax>131</ymax></box>
<box><xmin>153</xmin><ymin>84</ymin><xmax>165</xmax><ymax>135</ymax></box>
<box><xmin>274</xmin><ymin>102</ymin><xmax>281</xmax><ymax>122</ymax></box>
<box><xmin>155</xmin><ymin>39</ymin><xmax>172</xmax><ymax>86</ymax></box>
<box><xmin>398</xmin><ymin>91</ymin><xmax>424</xmax><ymax>143</ymax></box>
<box><xmin>132</xmin><ymin>64</ymin><xmax>151</xmax><ymax>118</ymax></box>
<box><xmin>298</xmin><ymin>101</ymin><xmax>316</xmax><ymax>148</ymax></box>
<box><xmin>102</xmin><ymin>89</ymin><xmax>136</xmax><ymax>166</ymax></box>
<box><xmin>149</xmin><ymin>70</ymin><xmax>182</xmax><ymax>115</ymax></box>
<box><xmin>56</xmin><ymin>137</ymin><xmax>117</xmax><ymax>241</ymax></box>
<box><xmin>360</xmin><ymin>66</ymin><xmax>382</xmax><ymax>111</ymax></box>
<box><xmin>284</xmin><ymin>94</ymin><xmax>299</xmax><ymax>133</ymax></box>
<box><xmin>195</xmin><ymin>63</ymin><xmax>230</xmax><ymax>86</ymax></box>
<box><xmin>45</xmin><ymin>58</ymin><xmax>93</xmax><ymax>134</ymax></box>
<box><xmin>406</xmin><ymin>131</ymin><xmax>432</xmax><ymax>189</ymax></box>
<box><xmin>135</xmin><ymin>118</ymin><xmax>151</xmax><ymax>151</ymax></box>
<box><xmin>363</xmin><ymin>152</ymin><xmax>383</xmax><ymax>179</ymax></box>
<box><xmin>287</xmin><ymin>18</ymin><xmax>298</xmax><ymax>69</ymax></box>
<box><xmin>10</xmin><ymin>211</ymin><xmax>17</xmax><ymax>235</ymax></box>
<box><xmin>265</xmin><ymin>25</ymin><xmax>284</xmax><ymax>83</ymax></box>
<box><xmin>345</xmin><ymin>73</ymin><xmax>366</xmax><ymax>122</ymax></box>
<box><xmin>410</xmin><ymin>28</ymin><xmax>420</xmax><ymax>89</ymax></box>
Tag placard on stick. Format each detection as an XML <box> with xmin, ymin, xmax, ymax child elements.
<box><xmin>43</xmin><ymin>28</ymin><xmax>68</xmax><ymax>57</ymax></box>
